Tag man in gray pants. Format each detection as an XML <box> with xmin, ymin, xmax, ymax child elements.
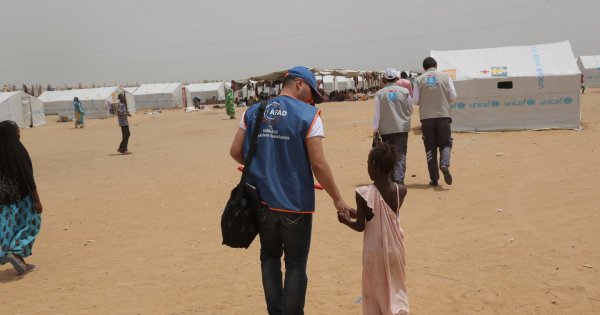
<box><xmin>413</xmin><ymin>57</ymin><xmax>457</xmax><ymax>186</ymax></box>
<box><xmin>373</xmin><ymin>68</ymin><xmax>413</xmax><ymax>185</ymax></box>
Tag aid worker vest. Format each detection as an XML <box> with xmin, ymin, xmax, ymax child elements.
<box><xmin>416</xmin><ymin>68</ymin><xmax>452</xmax><ymax>120</ymax></box>
<box><xmin>376</xmin><ymin>84</ymin><xmax>412</xmax><ymax>134</ymax></box>
<box><xmin>243</xmin><ymin>95</ymin><xmax>320</xmax><ymax>213</ymax></box>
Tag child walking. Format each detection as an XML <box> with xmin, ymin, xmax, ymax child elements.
<box><xmin>338</xmin><ymin>142</ymin><xmax>409</xmax><ymax>315</ymax></box>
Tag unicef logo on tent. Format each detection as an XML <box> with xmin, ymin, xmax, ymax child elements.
<box><xmin>453</xmin><ymin>102</ymin><xmax>465</xmax><ymax>109</ymax></box>
<box><xmin>263</xmin><ymin>102</ymin><xmax>287</xmax><ymax>125</ymax></box>
<box><xmin>527</xmin><ymin>99</ymin><xmax>536</xmax><ymax>106</ymax></box>
<box><xmin>563</xmin><ymin>97</ymin><xmax>573</xmax><ymax>104</ymax></box>
<box><xmin>491</xmin><ymin>100</ymin><xmax>500</xmax><ymax>107</ymax></box>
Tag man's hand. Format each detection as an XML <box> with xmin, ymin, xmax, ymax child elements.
<box><xmin>334</xmin><ymin>198</ymin><xmax>352</xmax><ymax>216</ymax></box>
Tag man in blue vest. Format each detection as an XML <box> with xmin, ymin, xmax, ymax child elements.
<box><xmin>230</xmin><ymin>66</ymin><xmax>351</xmax><ymax>315</ymax></box>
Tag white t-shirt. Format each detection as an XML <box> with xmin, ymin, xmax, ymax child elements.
<box><xmin>239</xmin><ymin>110</ymin><xmax>325</xmax><ymax>138</ymax></box>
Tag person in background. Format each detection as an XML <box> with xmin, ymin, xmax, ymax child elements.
<box><xmin>413</xmin><ymin>57</ymin><xmax>457</xmax><ymax>186</ymax></box>
<box><xmin>73</xmin><ymin>97</ymin><xmax>85</xmax><ymax>128</ymax></box>
<box><xmin>225</xmin><ymin>89</ymin><xmax>236</xmax><ymax>119</ymax></box>
<box><xmin>373</xmin><ymin>68</ymin><xmax>413</xmax><ymax>185</ymax></box>
<box><xmin>0</xmin><ymin>120</ymin><xmax>43</xmax><ymax>275</ymax></box>
<box><xmin>396</xmin><ymin>71</ymin><xmax>413</xmax><ymax>98</ymax></box>
<box><xmin>116</xmin><ymin>94</ymin><xmax>132</xmax><ymax>154</ymax></box>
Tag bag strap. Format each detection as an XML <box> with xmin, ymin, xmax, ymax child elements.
<box><xmin>238</xmin><ymin>100</ymin><xmax>268</xmax><ymax>186</ymax></box>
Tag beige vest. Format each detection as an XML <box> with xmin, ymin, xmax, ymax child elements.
<box><xmin>376</xmin><ymin>84</ymin><xmax>411</xmax><ymax>134</ymax></box>
<box><xmin>416</xmin><ymin>68</ymin><xmax>451</xmax><ymax>120</ymax></box>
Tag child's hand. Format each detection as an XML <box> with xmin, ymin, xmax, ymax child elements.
<box><xmin>348</xmin><ymin>208</ymin><xmax>357</xmax><ymax>219</ymax></box>
<box><xmin>337</xmin><ymin>210</ymin><xmax>352</xmax><ymax>224</ymax></box>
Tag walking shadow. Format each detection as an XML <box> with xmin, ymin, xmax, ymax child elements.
<box><xmin>0</xmin><ymin>268</ymin><xmax>23</xmax><ymax>283</ymax></box>
<box><xmin>405</xmin><ymin>183</ymin><xmax>448</xmax><ymax>191</ymax></box>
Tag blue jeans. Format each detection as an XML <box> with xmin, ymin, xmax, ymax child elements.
<box><xmin>257</xmin><ymin>209</ymin><xmax>312</xmax><ymax>315</ymax></box>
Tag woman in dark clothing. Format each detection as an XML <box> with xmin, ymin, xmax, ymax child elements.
<box><xmin>0</xmin><ymin>120</ymin><xmax>43</xmax><ymax>275</ymax></box>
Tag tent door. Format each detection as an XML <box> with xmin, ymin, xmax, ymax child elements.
<box><xmin>21</xmin><ymin>96</ymin><xmax>33</xmax><ymax>127</ymax></box>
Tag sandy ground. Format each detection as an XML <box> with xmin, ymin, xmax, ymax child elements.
<box><xmin>1</xmin><ymin>90</ymin><xmax>599</xmax><ymax>314</ymax></box>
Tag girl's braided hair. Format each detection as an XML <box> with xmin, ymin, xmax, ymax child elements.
<box><xmin>369</xmin><ymin>142</ymin><xmax>398</xmax><ymax>175</ymax></box>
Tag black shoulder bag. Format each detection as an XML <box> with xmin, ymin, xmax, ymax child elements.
<box><xmin>221</xmin><ymin>101</ymin><xmax>267</xmax><ymax>249</ymax></box>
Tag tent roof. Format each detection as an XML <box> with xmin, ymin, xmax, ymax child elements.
<box><xmin>134</xmin><ymin>83</ymin><xmax>182</xmax><ymax>95</ymax></box>
<box><xmin>123</xmin><ymin>87</ymin><xmax>138</xmax><ymax>93</ymax></box>
<box><xmin>0</xmin><ymin>91</ymin><xmax>21</xmax><ymax>103</ymax></box>
<box><xmin>38</xmin><ymin>87</ymin><xmax>120</xmax><ymax>102</ymax></box>
<box><xmin>431</xmin><ymin>41</ymin><xmax>580</xmax><ymax>80</ymax></box>
<box><xmin>578</xmin><ymin>55</ymin><xmax>600</xmax><ymax>69</ymax></box>
<box><xmin>186</xmin><ymin>82</ymin><xmax>225</xmax><ymax>92</ymax></box>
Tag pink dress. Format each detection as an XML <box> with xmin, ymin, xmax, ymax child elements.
<box><xmin>357</xmin><ymin>184</ymin><xmax>409</xmax><ymax>315</ymax></box>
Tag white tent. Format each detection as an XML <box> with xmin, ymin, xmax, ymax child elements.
<box><xmin>0</xmin><ymin>91</ymin><xmax>46</xmax><ymax>128</ymax></box>
<box><xmin>39</xmin><ymin>87</ymin><xmax>135</xmax><ymax>119</ymax></box>
<box><xmin>185</xmin><ymin>82</ymin><xmax>226</xmax><ymax>106</ymax></box>
<box><xmin>431</xmin><ymin>41</ymin><xmax>581</xmax><ymax>131</ymax></box>
<box><xmin>123</xmin><ymin>86</ymin><xmax>139</xmax><ymax>94</ymax></box>
<box><xmin>322</xmin><ymin>76</ymin><xmax>356</xmax><ymax>94</ymax></box>
<box><xmin>578</xmin><ymin>56</ymin><xmax>600</xmax><ymax>88</ymax></box>
<box><xmin>133</xmin><ymin>83</ymin><xmax>184</xmax><ymax>110</ymax></box>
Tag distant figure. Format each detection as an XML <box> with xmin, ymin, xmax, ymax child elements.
<box><xmin>337</xmin><ymin>142</ymin><xmax>409</xmax><ymax>315</ymax></box>
<box><xmin>413</xmin><ymin>57</ymin><xmax>457</xmax><ymax>186</ymax></box>
<box><xmin>225</xmin><ymin>89</ymin><xmax>235</xmax><ymax>119</ymax></box>
<box><xmin>193</xmin><ymin>97</ymin><xmax>203</xmax><ymax>109</ymax></box>
<box><xmin>0</xmin><ymin>120</ymin><xmax>43</xmax><ymax>275</ymax></box>
<box><xmin>396</xmin><ymin>71</ymin><xmax>414</xmax><ymax>98</ymax></box>
<box><xmin>116</xmin><ymin>94</ymin><xmax>132</xmax><ymax>154</ymax></box>
<box><xmin>73</xmin><ymin>97</ymin><xmax>85</xmax><ymax>128</ymax></box>
<box><xmin>373</xmin><ymin>68</ymin><xmax>413</xmax><ymax>185</ymax></box>
<box><xmin>581</xmin><ymin>74</ymin><xmax>585</xmax><ymax>94</ymax></box>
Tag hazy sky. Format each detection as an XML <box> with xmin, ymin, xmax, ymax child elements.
<box><xmin>2</xmin><ymin>0</ymin><xmax>600</xmax><ymax>86</ymax></box>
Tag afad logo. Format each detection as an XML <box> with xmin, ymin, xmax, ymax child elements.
<box><xmin>262</xmin><ymin>102</ymin><xmax>288</xmax><ymax>125</ymax></box>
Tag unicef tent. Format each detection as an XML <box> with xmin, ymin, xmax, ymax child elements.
<box><xmin>185</xmin><ymin>82</ymin><xmax>226</xmax><ymax>106</ymax></box>
<box><xmin>39</xmin><ymin>87</ymin><xmax>135</xmax><ymax>119</ymax></box>
<box><xmin>0</xmin><ymin>91</ymin><xmax>46</xmax><ymax>128</ymax></box>
<box><xmin>578</xmin><ymin>56</ymin><xmax>600</xmax><ymax>88</ymax></box>
<box><xmin>133</xmin><ymin>83</ymin><xmax>184</xmax><ymax>110</ymax></box>
<box><xmin>431</xmin><ymin>41</ymin><xmax>581</xmax><ymax>131</ymax></box>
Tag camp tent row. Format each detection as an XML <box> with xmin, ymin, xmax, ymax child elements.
<box><xmin>0</xmin><ymin>91</ymin><xmax>46</xmax><ymax>128</ymax></box>
<box><xmin>578</xmin><ymin>55</ymin><xmax>600</xmax><ymax>88</ymax></box>
<box><xmin>432</xmin><ymin>41</ymin><xmax>581</xmax><ymax>132</ymax></box>
<box><xmin>39</xmin><ymin>87</ymin><xmax>136</xmax><ymax>119</ymax></box>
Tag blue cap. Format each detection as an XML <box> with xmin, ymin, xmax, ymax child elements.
<box><xmin>287</xmin><ymin>66</ymin><xmax>324</xmax><ymax>104</ymax></box>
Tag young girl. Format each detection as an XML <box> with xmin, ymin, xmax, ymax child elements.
<box><xmin>338</xmin><ymin>142</ymin><xmax>409</xmax><ymax>315</ymax></box>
